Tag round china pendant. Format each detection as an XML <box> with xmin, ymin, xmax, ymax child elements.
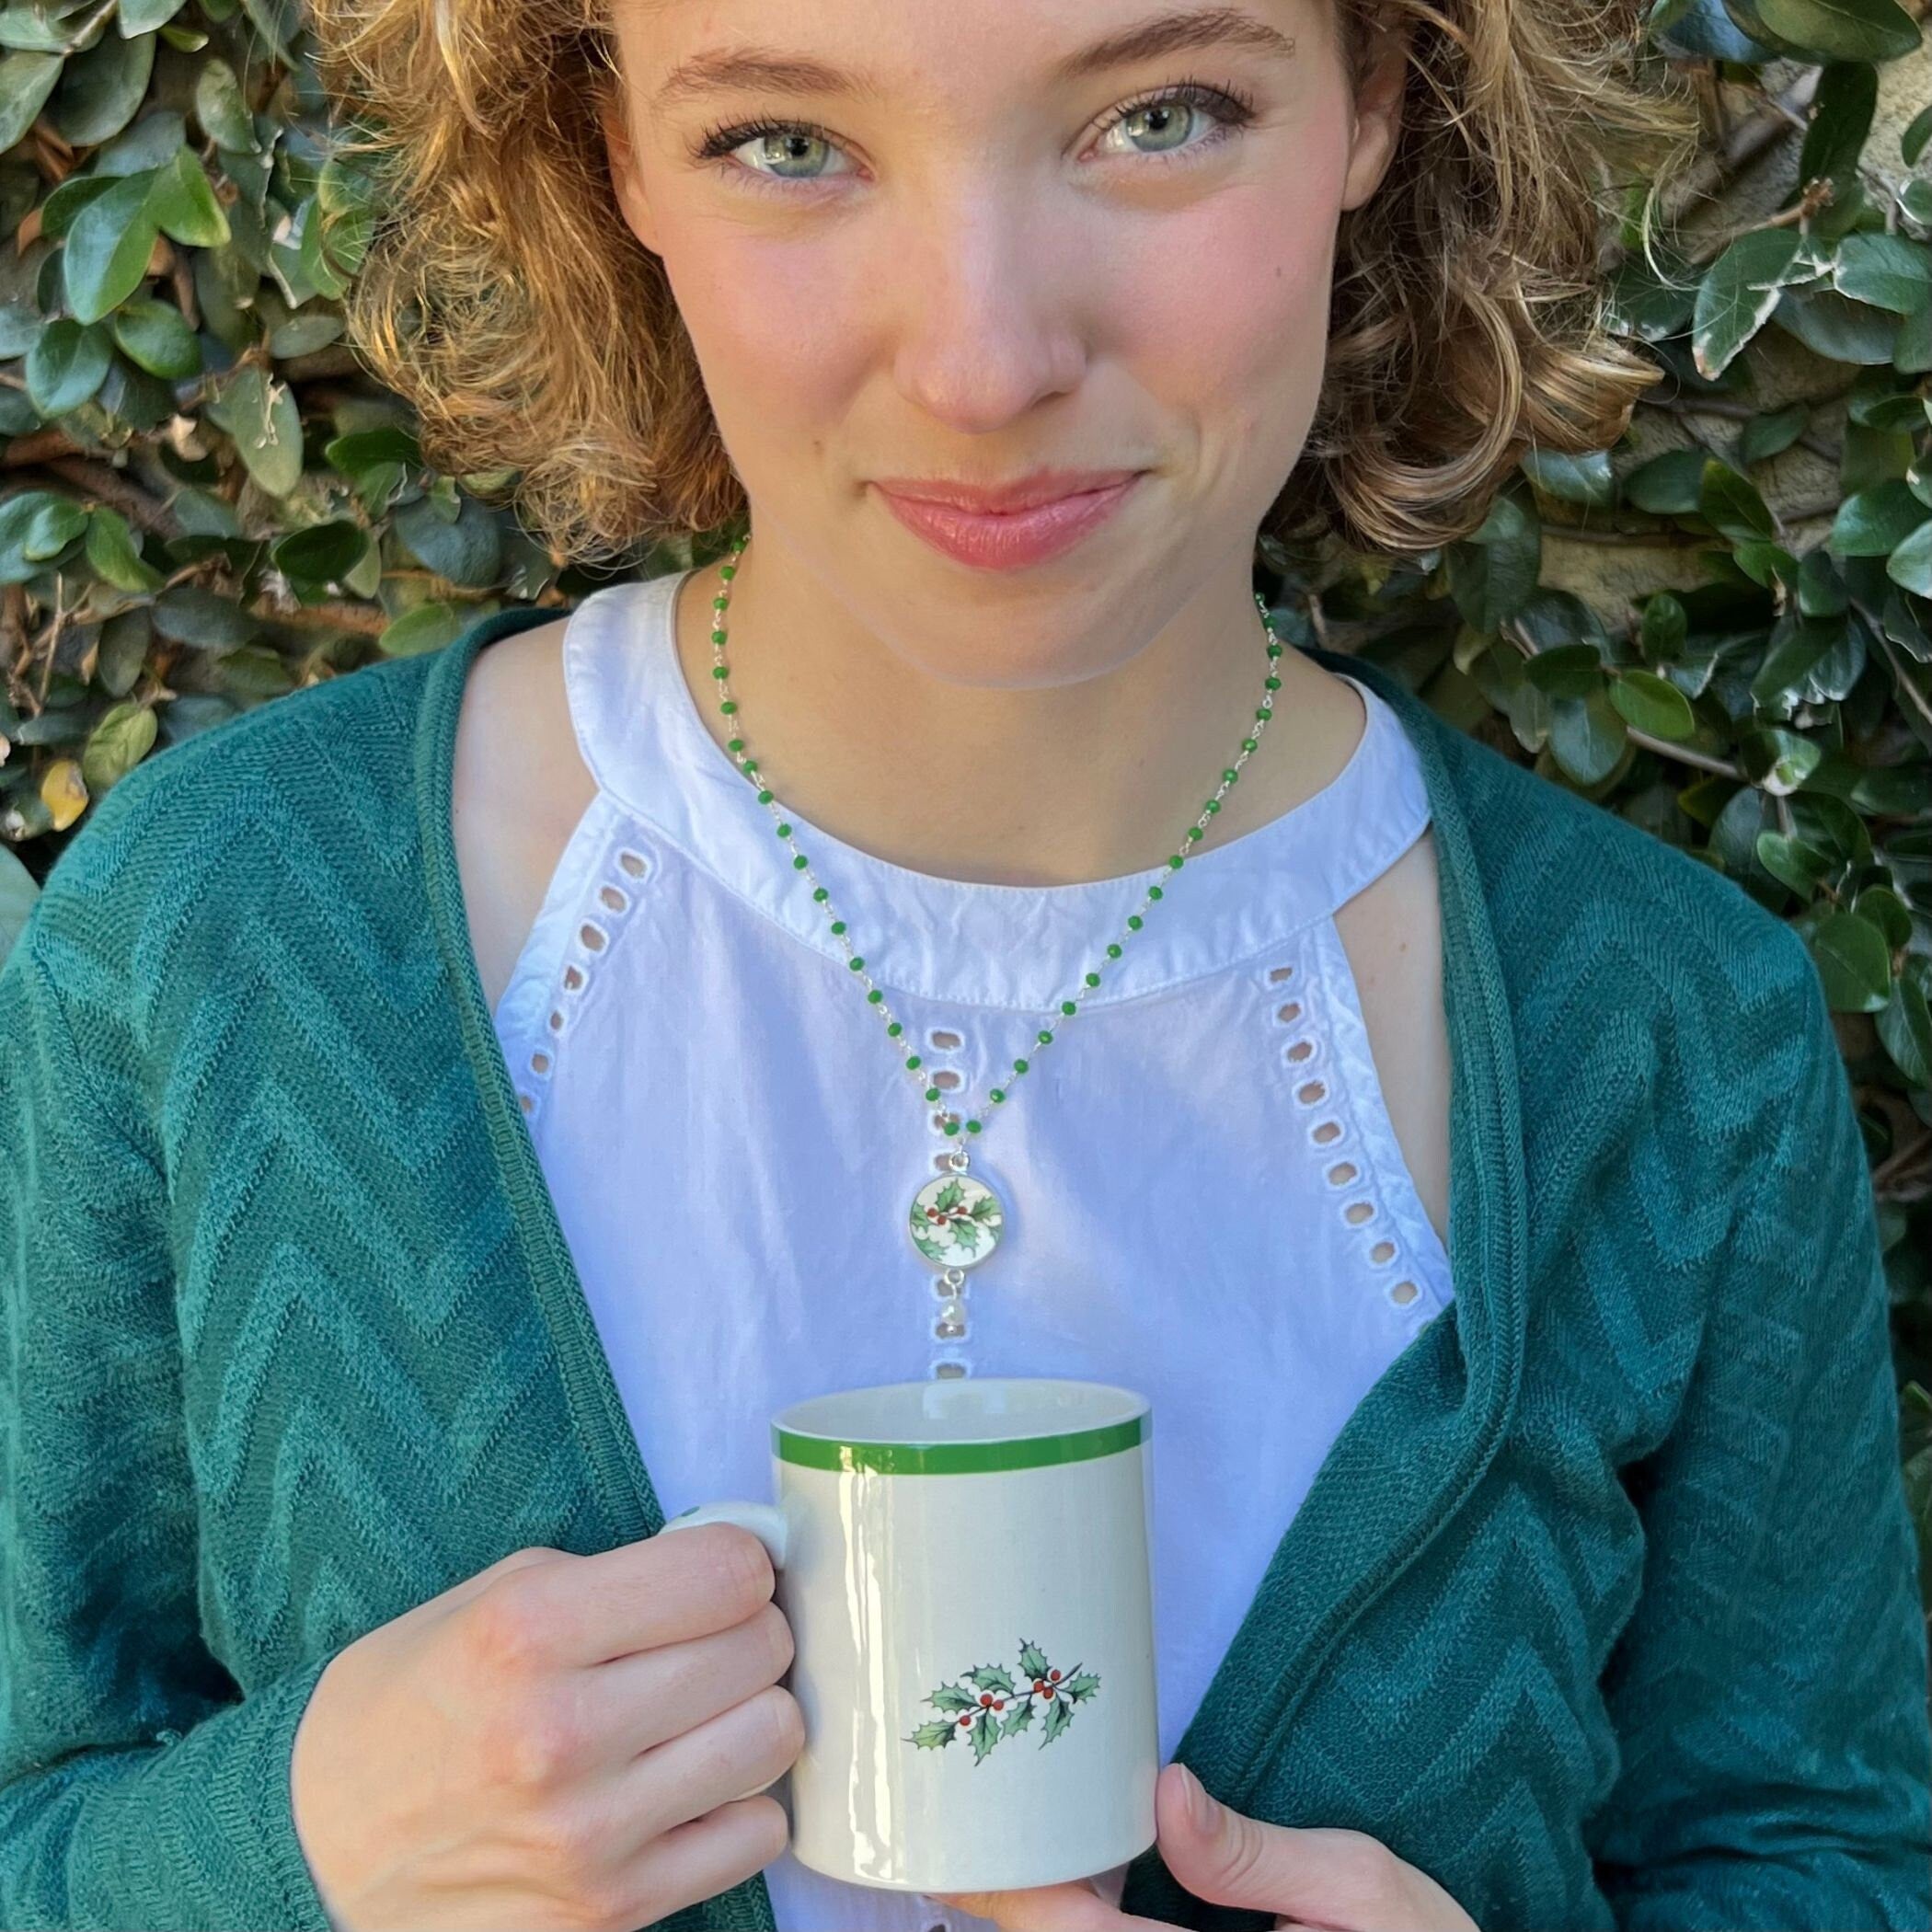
<box><xmin>907</xmin><ymin>1170</ymin><xmax>1006</xmax><ymax>1271</ymax></box>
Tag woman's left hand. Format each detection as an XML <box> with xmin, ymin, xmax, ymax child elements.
<box><xmin>929</xmin><ymin>1760</ymin><xmax>1480</xmax><ymax>1931</ymax></box>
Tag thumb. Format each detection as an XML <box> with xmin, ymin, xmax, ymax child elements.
<box><xmin>1156</xmin><ymin>1761</ymin><xmax>1308</xmax><ymax>1919</ymax></box>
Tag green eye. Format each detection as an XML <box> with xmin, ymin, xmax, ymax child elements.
<box><xmin>1119</xmin><ymin>100</ymin><xmax>1202</xmax><ymax>154</ymax></box>
<box><xmin>751</xmin><ymin>130</ymin><xmax>836</xmax><ymax>179</ymax></box>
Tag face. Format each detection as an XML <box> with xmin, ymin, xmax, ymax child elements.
<box><xmin>599</xmin><ymin>0</ymin><xmax>1407</xmax><ymax>691</ymax></box>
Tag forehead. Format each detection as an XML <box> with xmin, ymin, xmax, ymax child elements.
<box><xmin>621</xmin><ymin>0</ymin><xmax>1307</xmax><ymax>109</ymax></box>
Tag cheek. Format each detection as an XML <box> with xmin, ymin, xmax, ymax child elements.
<box><xmin>660</xmin><ymin>231</ymin><xmax>864</xmax><ymax>442</ymax></box>
<box><xmin>1113</xmin><ymin>185</ymin><xmax>1340</xmax><ymax>410</ymax></box>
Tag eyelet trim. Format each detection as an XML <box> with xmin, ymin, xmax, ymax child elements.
<box><xmin>920</xmin><ymin>1031</ymin><xmax>975</xmax><ymax>1376</ymax></box>
<box><xmin>1261</xmin><ymin>952</ymin><xmax>1433</xmax><ymax>1324</ymax></box>
<box><xmin>513</xmin><ymin>842</ymin><xmax>653</xmax><ymax>1126</ymax></box>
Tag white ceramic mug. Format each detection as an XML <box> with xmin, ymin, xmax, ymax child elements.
<box><xmin>659</xmin><ymin>1375</ymin><xmax>1159</xmax><ymax>1894</ymax></box>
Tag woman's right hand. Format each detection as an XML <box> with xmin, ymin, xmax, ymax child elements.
<box><xmin>289</xmin><ymin>1523</ymin><xmax>803</xmax><ymax>1931</ymax></box>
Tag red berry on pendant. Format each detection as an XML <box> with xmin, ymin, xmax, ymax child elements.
<box><xmin>958</xmin><ymin>1713</ymin><xmax>972</xmax><ymax>1727</ymax></box>
<box><xmin>1049</xmin><ymin>1669</ymin><xmax>1061</xmax><ymax>1682</ymax></box>
<box><xmin>1033</xmin><ymin>1678</ymin><xmax>1047</xmax><ymax>1693</ymax></box>
<box><xmin>993</xmin><ymin>1698</ymin><xmax>1006</xmax><ymax>1711</ymax></box>
<box><xmin>979</xmin><ymin>1692</ymin><xmax>994</xmax><ymax>1707</ymax></box>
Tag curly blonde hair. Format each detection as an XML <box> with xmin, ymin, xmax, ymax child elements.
<box><xmin>302</xmin><ymin>0</ymin><xmax>1701</xmax><ymax>565</ymax></box>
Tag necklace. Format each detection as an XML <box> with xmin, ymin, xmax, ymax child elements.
<box><xmin>700</xmin><ymin>529</ymin><xmax>1289</xmax><ymax>1374</ymax></box>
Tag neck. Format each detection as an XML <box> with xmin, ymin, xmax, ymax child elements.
<box><xmin>670</xmin><ymin>534</ymin><xmax>1366</xmax><ymax>890</ymax></box>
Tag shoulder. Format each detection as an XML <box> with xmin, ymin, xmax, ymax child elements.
<box><xmin>1370</xmin><ymin>675</ymin><xmax>1824</xmax><ymax>1197</ymax></box>
<box><xmin>15</xmin><ymin>617</ymin><xmax>542</xmax><ymax>1053</ymax></box>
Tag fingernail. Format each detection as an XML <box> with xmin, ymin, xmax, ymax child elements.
<box><xmin>1178</xmin><ymin>1762</ymin><xmax>1213</xmax><ymax>1829</ymax></box>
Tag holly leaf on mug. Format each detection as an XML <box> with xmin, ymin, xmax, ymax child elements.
<box><xmin>909</xmin><ymin>1720</ymin><xmax>958</xmax><ymax>1749</ymax></box>
<box><xmin>999</xmin><ymin>1697</ymin><xmax>1035</xmax><ymax>1739</ymax></box>
<box><xmin>1063</xmin><ymin>1670</ymin><xmax>1100</xmax><ymax>1703</ymax></box>
<box><xmin>968</xmin><ymin>1708</ymin><xmax>1000</xmax><ymax>1764</ymax></box>
<box><xmin>1040</xmin><ymin>1696</ymin><xmax>1073</xmax><ymax>1746</ymax></box>
<box><xmin>1018</xmin><ymin>1639</ymin><xmax>1050</xmax><ymax>1679</ymax></box>
<box><xmin>927</xmin><ymin>1684</ymin><xmax>977</xmax><ymax>1713</ymax></box>
<box><xmin>971</xmin><ymin>1663</ymin><xmax>1017</xmax><ymax>1695</ymax></box>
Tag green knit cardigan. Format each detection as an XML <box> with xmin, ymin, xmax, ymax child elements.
<box><xmin>1</xmin><ymin>594</ymin><xmax>1927</xmax><ymax>1932</ymax></box>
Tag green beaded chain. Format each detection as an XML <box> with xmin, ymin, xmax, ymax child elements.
<box><xmin>701</xmin><ymin>528</ymin><xmax>1290</xmax><ymax>1142</ymax></box>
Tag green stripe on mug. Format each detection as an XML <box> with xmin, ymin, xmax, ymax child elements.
<box><xmin>773</xmin><ymin>1412</ymin><xmax>1148</xmax><ymax>1475</ymax></box>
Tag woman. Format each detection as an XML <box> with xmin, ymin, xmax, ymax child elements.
<box><xmin>1</xmin><ymin>0</ymin><xmax>1926</xmax><ymax>1927</ymax></box>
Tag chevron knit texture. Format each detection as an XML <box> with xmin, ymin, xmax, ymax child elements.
<box><xmin>0</xmin><ymin>608</ymin><xmax>1928</xmax><ymax>1932</ymax></box>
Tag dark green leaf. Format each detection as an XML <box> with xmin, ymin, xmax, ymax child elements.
<box><xmin>1739</xmin><ymin>724</ymin><xmax>1824</xmax><ymax>793</ymax></box>
<box><xmin>1834</xmin><ymin>232</ymin><xmax>1932</xmax><ymax>315</ymax></box>
<box><xmin>84</xmin><ymin>505</ymin><xmax>166</xmax><ymax>591</ymax></box>
<box><xmin>62</xmin><ymin>170</ymin><xmax>160</xmax><ymax>326</ymax></box>
<box><xmin>1622</xmin><ymin>447</ymin><xmax>1708</xmax><ymax>514</ymax></box>
<box><xmin>1639</xmin><ymin>592</ymin><xmax>1689</xmax><ymax>663</ymax></box>
<box><xmin>271</xmin><ymin>518</ymin><xmax>369</xmax><ymax>586</ymax></box>
<box><xmin>1755</xmin><ymin>830</ymin><xmax>1835</xmax><ymax>895</ymax></box>
<box><xmin>1807</xmin><ymin>909</ymin><xmax>1893</xmax><ymax>1011</ymax></box>
<box><xmin>48</xmin><ymin>27</ymin><xmax>154</xmax><ymax>146</ymax></box>
<box><xmin>1903</xmin><ymin>98</ymin><xmax>1932</xmax><ymax>164</ymax></box>
<box><xmin>1749</xmin><ymin>0</ymin><xmax>1919</xmax><ymax>61</ymax></box>
<box><xmin>1694</xmin><ymin>227</ymin><xmax>1803</xmax><ymax>379</ymax></box>
<box><xmin>204</xmin><ymin>365</ymin><xmax>305</xmax><ymax>498</ymax></box>
<box><xmin>1737</xmin><ymin>402</ymin><xmax>1811</xmax><ymax>465</ymax></box>
<box><xmin>121</xmin><ymin>0</ymin><xmax>189</xmax><ymax>29</ymax></box>
<box><xmin>80</xmin><ymin>700</ymin><xmax>156</xmax><ymax>794</ymax></box>
<box><xmin>1697</xmin><ymin>458</ymin><xmax>1777</xmax><ymax>543</ymax></box>
<box><xmin>377</xmin><ymin>601</ymin><xmax>465</xmax><ymax>657</ymax></box>
<box><xmin>1773</xmin><ymin>284</ymin><xmax>1903</xmax><ymax>363</ymax></box>
<box><xmin>193</xmin><ymin>57</ymin><xmax>255</xmax><ymax>150</ymax></box>
<box><xmin>326</xmin><ymin>425</ymin><xmax>422</xmax><ymax>472</ymax></box>
<box><xmin>1610</xmin><ymin>668</ymin><xmax>1696</xmax><ymax>738</ymax></box>
<box><xmin>1443</xmin><ymin>494</ymin><xmax>1539</xmax><ymax>634</ymax></box>
<box><xmin>147</xmin><ymin>146</ymin><xmax>229</xmax><ymax>247</ymax></box>
<box><xmin>1878</xmin><ymin>974</ymin><xmax>1932</xmax><ymax>1086</ymax></box>
<box><xmin>1887</xmin><ymin>520</ymin><xmax>1932</xmax><ymax>596</ymax></box>
<box><xmin>1829</xmin><ymin>478</ymin><xmax>1925</xmax><ymax>556</ymax></box>
<box><xmin>110</xmin><ymin>294</ymin><xmax>200</xmax><ymax>377</ymax></box>
<box><xmin>152</xmin><ymin>584</ymin><xmax>259</xmax><ymax>650</ymax></box>
<box><xmin>0</xmin><ymin>52</ymin><xmax>62</xmax><ymax>151</ymax></box>
<box><xmin>1523</xmin><ymin>644</ymin><xmax>1602</xmax><ymax>698</ymax></box>
<box><xmin>1549</xmin><ymin>686</ymin><xmax>1629</xmax><ymax>785</ymax></box>
<box><xmin>93</xmin><ymin>109</ymin><xmax>185</xmax><ymax>177</ymax></box>
<box><xmin>393</xmin><ymin>489</ymin><xmax>504</xmax><ymax>587</ymax></box>
<box><xmin>1520</xmin><ymin>447</ymin><xmax>1615</xmax><ymax>508</ymax></box>
<box><xmin>25</xmin><ymin>316</ymin><xmax>112</xmax><ymax>416</ymax></box>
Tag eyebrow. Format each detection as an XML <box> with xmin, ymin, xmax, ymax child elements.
<box><xmin>651</xmin><ymin>6</ymin><xmax>1296</xmax><ymax>109</ymax></box>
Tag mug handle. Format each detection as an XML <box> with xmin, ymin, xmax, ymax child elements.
<box><xmin>659</xmin><ymin>1500</ymin><xmax>790</xmax><ymax>1570</ymax></box>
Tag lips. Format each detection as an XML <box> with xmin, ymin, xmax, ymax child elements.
<box><xmin>872</xmin><ymin>468</ymin><xmax>1144</xmax><ymax>513</ymax></box>
<box><xmin>871</xmin><ymin>471</ymin><xmax>1145</xmax><ymax>571</ymax></box>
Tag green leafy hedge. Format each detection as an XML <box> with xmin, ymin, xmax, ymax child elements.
<box><xmin>3</xmin><ymin>0</ymin><xmax>1930</xmax><ymax>1591</ymax></box>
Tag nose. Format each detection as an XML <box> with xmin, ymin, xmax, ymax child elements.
<box><xmin>888</xmin><ymin>178</ymin><xmax>1087</xmax><ymax>433</ymax></box>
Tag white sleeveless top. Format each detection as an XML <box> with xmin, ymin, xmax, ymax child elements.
<box><xmin>489</xmin><ymin>569</ymin><xmax>1455</xmax><ymax>1932</ymax></box>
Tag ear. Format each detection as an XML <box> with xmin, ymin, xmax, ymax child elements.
<box><xmin>599</xmin><ymin>84</ymin><xmax>663</xmax><ymax>256</ymax></box>
<box><xmin>1339</xmin><ymin>9</ymin><xmax>1411</xmax><ymax>212</ymax></box>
